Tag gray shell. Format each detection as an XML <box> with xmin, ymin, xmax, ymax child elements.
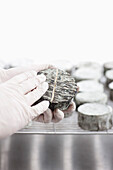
<box><xmin>36</xmin><ymin>69</ymin><xmax>78</xmax><ymax>111</ymax></box>
<box><xmin>75</xmin><ymin>92</ymin><xmax>108</xmax><ymax>107</ymax></box>
<box><xmin>105</xmin><ymin>69</ymin><xmax>113</xmax><ymax>86</ymax></box>
<box><xmin>109</xmin><ymin>82</ymin><xmax>113</xmax><ymax>101</ymax></box>
<box><xmin>74</xmin><ymin>62</ymin><xmax>101</xmax><ymax>70</ymax></box>
<box><xmin>77</xmin><ymin>80</ymin><xmax>104</xmax><ymax>93</ymax></box>
<box><xmin>72</xmin><ymin>68</ymin><xmax>102</xmax><ymax>82</ymax></box>
<box><xmin>110</xmin><ymin>90</ymin><xmax>113</xmax><ymax>101</ymax></box>
<box><xmin>78</xmin><ymin>103</ymin><xmax>113</xmax><ymax>131</ymax></box>
<box><xmin>103</xmin><ymin>62</ymin><xmax>113</xmax><ymax>74</ymax></box>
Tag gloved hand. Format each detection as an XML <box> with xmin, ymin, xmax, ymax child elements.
<box><xmin>0</xmin><ymin>71</ymin><xmax>49</xmax><ymax>138</ymax></box>
<box><xmin>0</xmin><ymin>64</ymin><xmax>76</xmax><ymax>124</ymax></box>
<box><xmin>34</xmin><ymin>100</ymin><xmax>76</xmax><ymax>123</ymax></box>
<box><xmin>0</xmin><ymin>64</ymin><xmax>54</xmax><ymax>83</ymax></box>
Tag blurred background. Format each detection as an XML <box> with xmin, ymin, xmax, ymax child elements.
<box><xmin>0</xmin><ymin>0</ymin><xmax>113</xmax><ymax>66</ymax></box>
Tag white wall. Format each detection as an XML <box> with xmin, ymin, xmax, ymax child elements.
<box><xmin>0</xmin><ymin>0</ymin><xmax>113</xmax><ymax>65</ymax></box>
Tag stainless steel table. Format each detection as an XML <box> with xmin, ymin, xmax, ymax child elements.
<box><xmin>0</xmin><ymin>135</ymin><xmax>113</xmax><ymax>170</ymax></box>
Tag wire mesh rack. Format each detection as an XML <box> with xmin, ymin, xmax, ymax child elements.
<box><xmin>17</xmin><ymin>98</ymin><xmax>113</xmax><ymax>135</ymax></box>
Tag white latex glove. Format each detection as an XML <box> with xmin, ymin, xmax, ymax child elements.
<box><xmin>0</xmin><ymin>64</ymin><xmax>76</xmax><ymax>124</ymax></box>
<box><xmin>0</xmin><ymin>64</ymin><xmax>54</xmax><ymax>83</ymax></box>
<box><xmin>0</xmin><ymin>71</ymin><xmax>49</xmax><ymax>138</ymax></box>
<box><xmin>34</xmin><ymin>100</ymin><xmax>76</xmax><ymax>123</ymax></box>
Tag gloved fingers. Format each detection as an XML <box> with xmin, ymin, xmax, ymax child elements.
<box><xmin>31</xmin><ymin>101</ymin><xmax>49</xmax><ymax>119</ymax></box>
<box><xmin>10</xmin><ymin>71</ymin><xmax>37</xmax><ymax>83</ymax></box>
<box><xmin>34</xmin><ymin>114</ymin><xmax>44</xmax><ymax>122</ymax></box>
<box><xmin>19</xmin><ymin>74</ymin><xmax>47</xmax><ymax>94</ymax></box>
<box><xmin>34</xmin><ymin>108</ymin><xmax>53</xmax><ymax>123</ymax></box>
<box><xmin>52</xmin><ymin>109</ymin><xmax>64</xmax><ymax>123</ymax></box>
<box><xmin>33</xmin><ymin>64</ymin><xmax>55</xmax><ymax>72</ymax></box>
<box><xmin>33</xmin><ymin>108</ymin><xmax>52</xmax><ymax>123</ymax></box>
<box><xmin>63</xmin><ymin>101</ymin><xmax>76</xmax><ymax>115</ymax></box>
<box><xmin>43</xmin><ymin>108</ymin><xmax>53</xmax><ymax>123</ymax></box>
<box><xmin>5</xmin><ymin>64</ymin><xmax>55</xmax><ymax>81</ymax></box>
<box><xmin>25</xmin><ymin>82</ymin><xmax>48</xmax><ymax>105</ymax></box>
<box><xmin>35</xmin><ymin>74</ymin><xmax>46</xmax><ymax>83</ymax></box>
<box><xmin>35</xmin><ymin>108</ymin><xmax>64</xmax><ymax>123</ymax></box>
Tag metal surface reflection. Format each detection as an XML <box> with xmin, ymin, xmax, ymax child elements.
<box><xmin>0</xmin><ymin>135</ymin><xmax>113</xmax><ymax>170</ymax></box>
<box><xmin>63</xmin><ymin>136</ymin><xmax>73</xmax><ymax>170</ymax></box>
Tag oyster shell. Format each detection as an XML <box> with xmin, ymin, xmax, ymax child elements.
<box><xmin>34</xmin><ymin>68</ymin><xmax>78</xmax><ymax>111</ymax></box>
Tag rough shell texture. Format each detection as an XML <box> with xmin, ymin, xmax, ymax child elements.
<box><xmin>78</xmin><ymin>103</ymin><xmax>113</xmax><ymax>131</ymax></box>
<box><xmin>110</xmin><ymin>90</ymin><xmax>113</xmax><ymax>101</ymax></box>
<box><xmin>105</xmin><ymin>70</ymin><xmax>113</xmax><ymax>86</ymax></box>
<box><xmin>72</xmin><ymin>68</ymin><xmax>102</xmax><ymax>82</ymax></box>
<box><xmin>75</xmin><ymin>62</ymin><xmax>101</xmax><ymax>70</ymax></box>
<box><xmin>77</xmin><ymin>80</ymin><xmax>104</xmax><ymax>93</ymax></box>
<box><xmin>75</xmin><ymin>92</ymin><xmax>107</xmax><ymax>107</ymax></box>
<box><xmin>109</xmin><ymin>82</ymin><xmax>113</xmax><ymax>101</ymax></box>
<box><xmin>104</xmin><ymin>62</ymin><xmax>113</xmax><ymax>74</ymax></box>
<box><xmin>35</xmin><ymin>68</ymin><xmax>78</xmax><ymax>111</ymax></box>
<box><xmin>78</xmin><ymin>112</ymin><xmax>113</xmax><ymax>131</ymax></box>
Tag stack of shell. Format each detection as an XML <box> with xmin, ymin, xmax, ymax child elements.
<box><xmin>72</xmin><ymin>62</ymin><xmax>102</xmax><ymax>82</ymax></box>
<box><xmin>71</xmin><ymin>61</ymin><xmax>113</xmax><ymax>131</ymax></box>
<box><xmin>103</xmin><ymin>62</ymin><xmax>113</xmax><ymax>75</ymax></box>
<box><xmin>104</xmin><ymin>62</ymin><xmax>113</xmax><ymax>101</ymax></box>
<box><xmin>109</xmin><ymin>82</ymin><xmax>113</xmax><ymax>101</ymax></box>
<box><xmin>105</xmin><ymin>69</ymin><xmax>113</xmax><ymax>86</ymax></box>
<box><xmin>72</xmin><ymin>62</ymin><xmax>107</xmax><ymax>108</ymax></box>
